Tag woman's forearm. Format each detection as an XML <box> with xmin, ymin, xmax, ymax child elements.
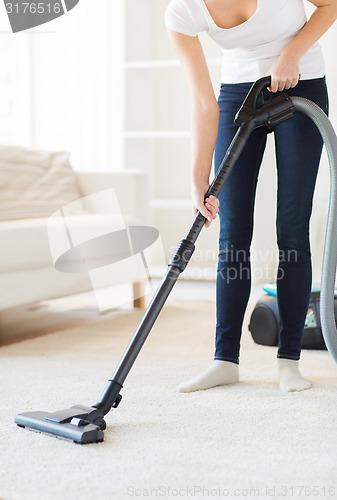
<box><xmin>282</xmin><ymin>2</ymin><xmax>337</xmax><ymax>61</ymax></box>
<box><xmin>190</xmin><ymin>102</ymin><xmax>219</xmax><ymax>186</ymax></box>
<box><xmin>267</xmin><ymin>1</ymin><xmax>337</xmax><ymax>91</ymax></box>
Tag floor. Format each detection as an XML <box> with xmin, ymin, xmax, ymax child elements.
<box><xmin>1</xmin><ymin>278</ymin><xmax>263</xmax><ymax>345</ymax></box>
<box><xmin>0</xmin><ymin>279</ymin><xmax>266</xmax><ymax>346</ymax></box>
<box><xmin>1</xmin><ymin>296</ymin><xmax>337</xmax><ymax>500</ymax></box>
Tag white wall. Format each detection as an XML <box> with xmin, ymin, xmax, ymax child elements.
<box><xmin>0</xmin><ymin>35</ymin><xmax>33</xmax><ymax>146</ymax></box>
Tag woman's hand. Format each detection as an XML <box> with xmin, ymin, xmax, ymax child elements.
<box><xmin>192</xmin><ymin>180</ymin><xmax>220</xmax><ymax>228</ymax></box>
<box><xmin>267</xmin><ymin>52</ymin><xmax>300</xmax><ymax>93</ymax></box>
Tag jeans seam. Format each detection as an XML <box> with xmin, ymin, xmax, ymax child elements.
<box><xmin>277</xmin><ymin>354</ymin><xmax>300</xmax><ymax>360</ymax></box>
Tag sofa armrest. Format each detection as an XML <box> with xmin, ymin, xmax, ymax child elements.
<box><xmin>75</xmin><ymin>170</ymin><xmax>148</xmax><ymax>225</ymax></box>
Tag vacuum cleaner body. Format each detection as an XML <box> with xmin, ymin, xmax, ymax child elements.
<box><xmin>248</xmin><ymin>290</ymin><xmax>334</xmax><ymax>350</ymax></box>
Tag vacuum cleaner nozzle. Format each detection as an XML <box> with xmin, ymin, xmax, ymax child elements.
<box><xmin>15</xmin><ymin>404</ymin><xmax>106</xmax><ymax>444</ymax></box>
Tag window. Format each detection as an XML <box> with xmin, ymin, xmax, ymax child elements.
<box><xmin>0</xmin><ymin>0</ymin><xmax>124</xmax><ymax>172</ymax></box>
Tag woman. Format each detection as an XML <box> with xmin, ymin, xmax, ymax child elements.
<box><xmin>165</xmin><ymin>0</ymin><xmax>337</xmax><ymax>392</ymax></box>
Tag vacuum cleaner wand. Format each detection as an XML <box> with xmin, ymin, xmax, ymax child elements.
<box><xmin>14</xmin><ymin>76</ymin><xmax>296</xmax><ymax>444</ymax></box>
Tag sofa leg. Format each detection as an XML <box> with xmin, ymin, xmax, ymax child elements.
<box><xmin>133</xmin><ymin>282</ymin><xmax>146</xmax><ymax>308</ymax></box>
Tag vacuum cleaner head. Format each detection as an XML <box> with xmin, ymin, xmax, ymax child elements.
<box><xmin>15</xmin><ymin>404</ymin><xmax>106</xmax><ymax>444</ymax></box>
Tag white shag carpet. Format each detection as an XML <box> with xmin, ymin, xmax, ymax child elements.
<box><xmin>1</xmin><ymin>300</ymin><xmax>337</xmax><ymax>500</ymax></box>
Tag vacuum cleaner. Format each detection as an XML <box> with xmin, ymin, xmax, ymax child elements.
<box><xmin>249</xmin><ymin>283</ymin><xmax>337</xmax><ymax>350</ymax></box>
<box><xmin>14</xmin><ymin>76</ymin><xmax>337</xmax><ymax>444</ymax></box>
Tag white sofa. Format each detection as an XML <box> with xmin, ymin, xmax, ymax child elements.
<box><xmin>0</xmin><ymin>160</ymin><xmax>148</xmax><ymax>313</ymax></box>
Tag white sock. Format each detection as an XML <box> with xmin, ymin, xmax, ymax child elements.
<box><xmin>176</xmin><ymin>360</ymin><xmax>239</xmax><ymax>393</ymax></box>
<box><xmin>278</xmin><ymin>359</ymin><xmax>312</xmax><ymax>393</ymax></box>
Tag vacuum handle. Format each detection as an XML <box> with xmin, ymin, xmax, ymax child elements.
<box><xmin>206</xmin><ymin>76</ymin><xmax>272</xmax><ymax>198</ymax></box>
<box><xmin>94</xmin><ymin>76</ymin><xmax>296</xmax><ymax>416</ymax></box>
<box><xmin>234</xmin><ymin>76</ymin><xmax>271</xmax><ymax>126</ymax></box>
<box><xmin>238</xmin><ymin>75</ymin><xmax>271</xmax><ymax>113</ymax></box>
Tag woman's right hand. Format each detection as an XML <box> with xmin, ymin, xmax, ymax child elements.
<box><xmin>192</xmin><ymin>180</ymin><xmax>220</xmax><ymax>228</ymax></box>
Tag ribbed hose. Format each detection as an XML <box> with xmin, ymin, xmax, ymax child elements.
<box><xmin>290</xmin><ymin>96</ymin><xmax>337</xmax><ymax>364</ymax></box>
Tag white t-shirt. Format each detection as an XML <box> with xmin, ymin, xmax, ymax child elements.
<box><xmin>165</xmin><ymin>0</ymin><xmax>325</xmax><ymax>83</ymax></box>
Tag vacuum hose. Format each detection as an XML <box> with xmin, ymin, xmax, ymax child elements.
<box><xmin>290</xmin><ymin>97</ymin><xmax>337</xmax><ymax>364</ymax></box>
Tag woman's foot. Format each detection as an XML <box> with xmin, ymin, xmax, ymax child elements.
<box><xmin>176</xmin><ymin>360</ymin><xmax>239</xmax><ymax>393</ymax></box>
<box><xmin>278</xmin><ymin>359</ymin><xmax>312</xmax><ymax>392</ymax></box>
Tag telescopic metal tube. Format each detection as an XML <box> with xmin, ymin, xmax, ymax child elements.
<box><xmin>95</xmin><ymin>77</ymin><xmax>301</xmax><ymax>416</ymax></box>
<box><xmin>94</xmin><ymin>121</ymin><xmax>255</xmax><ymax>415</ymax></box>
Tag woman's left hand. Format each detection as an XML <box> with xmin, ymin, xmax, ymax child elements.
<box><xmin>267</xmin><ymin>53</ymin><xmax>300</xmax><ymax>93</ymax></box>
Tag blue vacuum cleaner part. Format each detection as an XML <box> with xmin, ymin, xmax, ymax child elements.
<box><xmin>263</xmin><ymin>282</ymin><xmax>322</xmax><ymax>297</ymax></box>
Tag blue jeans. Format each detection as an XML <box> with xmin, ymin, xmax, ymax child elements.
<box><xmin>214</xmin><ymin>77</ymin><xmax>329</xmax><ymax>364</ymax></box>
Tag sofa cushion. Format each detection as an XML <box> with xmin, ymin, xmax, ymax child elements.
<box><xmin>0</xmin><ymin>145</ymin><xmax>82</xmax><ymax>221</ymax></box>
<box><xmin>0</xmin><ymin>214</ymin><xmax>138</xmax><ymax>273</ymax></box>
